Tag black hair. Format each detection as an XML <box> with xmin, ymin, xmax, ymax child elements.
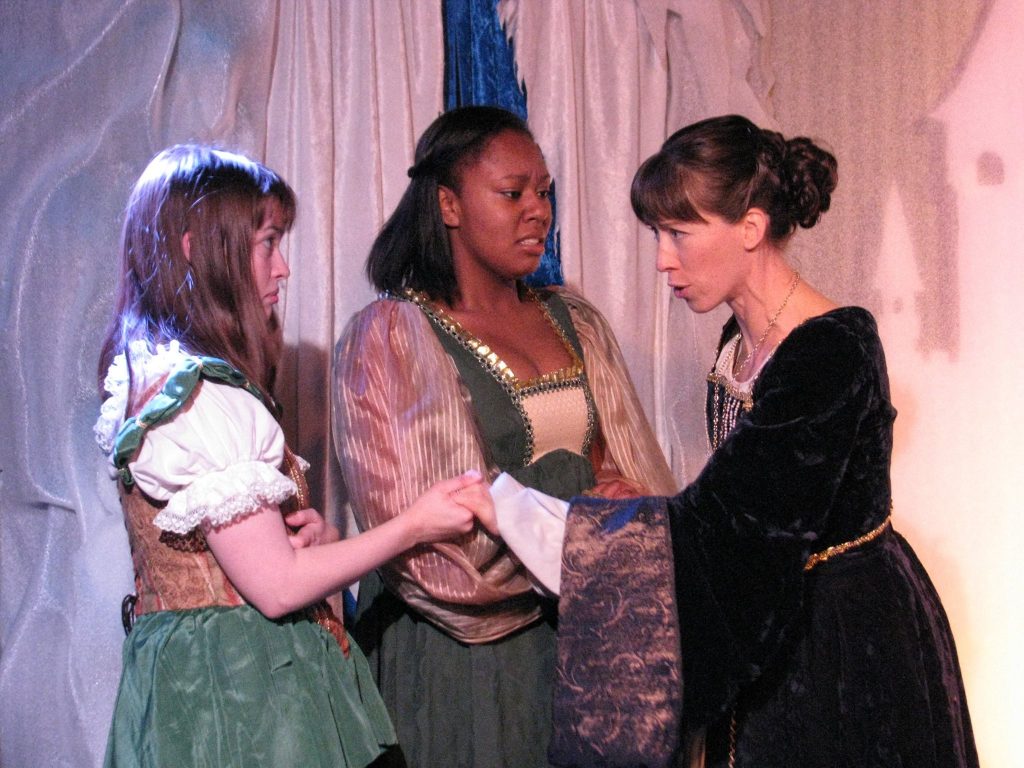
<box><xmin>366</xmin><ymin>105</ymin><xmax>533</xmax><ymax>304</ymax></box>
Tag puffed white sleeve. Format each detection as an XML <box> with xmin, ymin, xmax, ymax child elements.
<box><xmin>490</xmin><ymin>473</ymin><xmax>569</xmax><ymax>595</ymax></box>
<box><xmin>128</xmin><ymin>381</ymin><xmax>298</xmax><ymax>534</ymax></box>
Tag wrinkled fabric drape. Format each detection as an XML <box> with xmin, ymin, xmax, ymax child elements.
<box><xmin>444</xmin><ymin>0</ymin><xmax>527</xmax><ymax>116</ymax></box>
<box><xmin>443</xmin><ymin>0</ymin><xmax>564</xmax><ymax>286</ymax></box>
<box><xmin>265</xmin><ymin>0</ymin><xmax>443</xmax><ymax>528</ymax></box>
<box><xmin>0</xmin><ymin>4</ymin><xmax>279</xmax><ymax>764</ymax></box>
<box><xmin>0</xmin><ymin>3</ymin><xmax>441</xmax><ymax>766</ymax></box>
<box><xmin>497</xmin><ymin>0</ymin><xmax>772</xmax><ymax>482</ymax></box>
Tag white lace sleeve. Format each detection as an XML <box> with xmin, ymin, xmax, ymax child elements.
<box><xmin>129</xmin><ymin>381</ymin><xmax>297</xmax><ymax>534</ymax></box>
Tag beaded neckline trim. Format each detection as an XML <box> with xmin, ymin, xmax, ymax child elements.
<box><xmin>401</xmin><ymin>287</ymin><xmax>596</xmax><ymax>466</ymax></box>
<box><xmin>706</xmin><ymin>334</ymin><xmax>772</xmax><ymax>411</ymax></box>
<box><xmin>706</xmin><ymin>371</ymin><xmax>754</xmax><ymax>412</ymax></box>
<box><xmin>401</xmin><ymin>288</ymin><xmax>585</xmax><ymax>391</ymax></box>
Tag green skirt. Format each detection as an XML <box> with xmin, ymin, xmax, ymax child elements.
<box><xmin>105</xmin><ymin>605</ymin><xmax>396</xmax><ymax>768</ymax></box>
<box><xmin>354</xmin><ymin>574</ymin><xmax>558</xmax><ymax>768</ymax></box>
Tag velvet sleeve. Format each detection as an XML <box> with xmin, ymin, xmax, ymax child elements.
<box><xmin>332</xmin><ymin>299</ymin><xmax>541</xmax><ymax>644</ymax></box>
<box><xmin>669</xmin><ymin>311</ymin><xmax>883</xmax><ymax>725</ymax></box>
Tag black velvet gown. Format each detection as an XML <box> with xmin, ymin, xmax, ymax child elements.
<box><xmin>668</xmin><ymin>307</ymin><xmax>978</xmax><ymax>767</ymax></box>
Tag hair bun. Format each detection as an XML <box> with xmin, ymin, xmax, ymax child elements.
<box><xmin>779</xmin><ymin>136</ymin><xmax>838</xmax><ymax>231</ymax></box>
<box><xmin>631</xmin><ymin>115</ymin><xmax>839</xmax><ymax>244</ymax></box>
<box><xmin>755</xmin><ymin>128</ymin><xmax>786</xmax><ymax>172</ymax></box>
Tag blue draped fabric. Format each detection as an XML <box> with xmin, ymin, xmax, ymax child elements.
<box><xmin>443</xmin><ymin>0</ymin><xmax>563</xmax><ymax>286</ymax></box>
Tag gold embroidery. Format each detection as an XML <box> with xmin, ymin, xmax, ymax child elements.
<box><xmin>402</xmin><ymin>287</ymin><xmax>584</xmax><ymax>390</ymax></box>
<box><xmin>402</xmin><ymin>288</ymin><xmax>596</xmax><ymax>466</ymax></box>
<box><xmin>804</xmin><ymin>511</ymin><xmax>893</xmax><ymax>572</ymax></box>
<box><xmin>282</xmin><ymin>446</ymin><xmax>308</xmax><ymax>509</ymax></box>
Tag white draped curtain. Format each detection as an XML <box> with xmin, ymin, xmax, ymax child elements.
<box><xmin>264</xmin><ymin>1</ymin><xmax>445</xmax><ymax>529</ymax></box>
<box><xmin>0</xmin><ymin>2</ymin><xmax>1017</xmax><ymax>766</ymax></box>
<box><xmin>0</xmin><ymin>2</ymin><xmax>443</xmax><ymax>765</ymax></box>
<box><xmin>499</xmin><ymin>0</ymin><xmax>772</xmax><ymax>481</ymax></box>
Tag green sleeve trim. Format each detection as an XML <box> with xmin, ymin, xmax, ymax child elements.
<box><xmin>111</xmin><ymin>356</ymin><xmax>266</xmax><ymax>487</ymax></box>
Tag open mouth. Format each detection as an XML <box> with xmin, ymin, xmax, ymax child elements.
<box><xmin>517</xmin><ymin>236</ymin><xmax>545</xmax><ymax>254</ymax></box>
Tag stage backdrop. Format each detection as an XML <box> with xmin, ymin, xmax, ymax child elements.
<box><xmin>0</xmin><ymin>1</ymin><xmax>1018</xmax><ymax>766</ymax></box>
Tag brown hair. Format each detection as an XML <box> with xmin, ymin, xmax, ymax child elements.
<box><xmin>631</xmin><ymin>114</ymin><xmax>837</xmax><ymax>244</ymax></box>
<box><xmin>98</xmin><ymin>145</ymin><xmax>296</xmax><ymax>404</ymax></box>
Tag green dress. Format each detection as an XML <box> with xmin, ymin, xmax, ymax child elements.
<box><xmin>99</xmin><ymin>348</ymin><xmax>396</xmax><ymax>768</ymax></box>
<box><xmin>352</xmin><ymin>291</ymin><xmax>598</xmax><ymax>768</ymax></box>
<box><xmin>107</xmin><ymin>605</ymin><xmax>395</xmax><ymax>767</ymax></box>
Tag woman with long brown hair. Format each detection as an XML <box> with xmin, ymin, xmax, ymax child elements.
<box><xmin>95</xmin><ymin>145</ymin><xmax>489</xmax><ymax>767</ymax></box>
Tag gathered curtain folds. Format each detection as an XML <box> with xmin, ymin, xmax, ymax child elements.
<box><xmin>0</xmin><ymin>2</ymin><xmax>772</xmax><ymax>766</ymax></box>
<box><xmin>498</xmin><ymin>0</ymin><xmax>772</xmax><ymax>481</ymax></box>
<box><xmin>443</xmin><ymin>0</ymin><xmax>564</xmax><ymax>286</ymax></box>
<box><xmin>264</xmin><ymin>0</ymin><xmax>445</xmax><ymax>527</ymax></box>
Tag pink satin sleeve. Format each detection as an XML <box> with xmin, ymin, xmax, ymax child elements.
<box><xmin>558</xmin><ymin>288</ymin><xmax>678</xmax><ymax>496</ymax></box>
<box><xmin>332</xmin><ymin>299</ymin><xmax>540</xmax><ymax>644</ymax></box>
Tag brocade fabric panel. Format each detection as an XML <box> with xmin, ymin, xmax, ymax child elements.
<box><xmin>551</xmin><ymin>494</ymin><xmax>682</xmax><ymax>768</ymax></box>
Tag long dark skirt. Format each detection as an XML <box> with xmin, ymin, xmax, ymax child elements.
<box><xmin>708</xmin><ymin>532</ymin><xmax>978</xmax><ymax>768</ymax></box>
<box><xmin>353</xmin><ymin>572</ymin><xmax>558</xmax><ymax>768</ymax></box>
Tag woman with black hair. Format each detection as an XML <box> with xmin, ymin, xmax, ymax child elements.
<box><xmin>333</xmin><ymin>106</ymin><xmax>675</xmax><ymax>767</ymax></box>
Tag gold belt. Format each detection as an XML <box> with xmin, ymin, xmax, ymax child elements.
<box><xmin>803</xmin><ymin>513</ymin><xmax>892</xmax><ymax>572</ymax></box>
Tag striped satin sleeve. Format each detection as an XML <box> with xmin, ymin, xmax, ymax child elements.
<box><xmin>558</xmin><ymin>288</ymin><xmax>679</xmax><ymax>496</ymax></box>
<box><xmin>332</xmin><ymin>299</ymin><xmax>540</xmax><ymax>644</ymax></box>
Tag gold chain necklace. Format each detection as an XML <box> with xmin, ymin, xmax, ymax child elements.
<box><xmin>734</xmin><ymin>270</ymin><xmax>801</xmax><ymax>378</ymax></box>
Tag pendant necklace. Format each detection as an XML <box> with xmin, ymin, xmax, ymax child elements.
<box><xmin>734</xmin><ymin>270</ymin><xmax>801</xmax><ymax>380</ymax></box>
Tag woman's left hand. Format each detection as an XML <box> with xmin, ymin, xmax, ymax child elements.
<box><xmin>284</xmin><ymin>508</ymin><xmax>341</xmax><ymax>549</ymax></box>
<box><xmin>457</xmin><ymin>480</ymin><xmax>499</xmax><ymax>536</ymax></box>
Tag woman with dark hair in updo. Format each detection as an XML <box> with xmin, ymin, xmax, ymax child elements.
<box><xmin>332</xmin><ymin>106</ymin><xmax>675</xmax><ymax>766</ymax></box>
<box><xmin>487</xmin><ymin>115</ymin><xmax>978</xmax><ymax>767</ymax></box>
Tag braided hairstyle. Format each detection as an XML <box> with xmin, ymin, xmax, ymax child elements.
<box><xmin>631</xmin><ymin>114</ymin><xmax>837</xmax><ymax>244</ymax></box>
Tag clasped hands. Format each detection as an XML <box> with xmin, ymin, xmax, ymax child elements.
<box><xmin>284</xmin><ymin>469</ymin><xmax>499</xmax><ymax>551</ymax></box>
<box><xmin>285</xmin><ymin>467</ymin><xmax>643</xmax><ymax>550</ymax></box>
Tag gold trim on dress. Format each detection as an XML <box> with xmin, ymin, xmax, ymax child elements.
<box><xmin>283</xmin><ymin>446</ymin><xmax>309</xmax><ymax>509</ymax></box>
<box><xmin>803</xmin><ymin>511</ymin><xmax>893</xmax><ymax>572</ymax></box>
<box><xmin>401</xmin><ymin>287</ymin><xmax>597</xmax><ymax>466</ymax></box>
<box><xmin>402</xmin><ymin>287</ymin><xmax>585</xmax><ymax>390</ymax></box>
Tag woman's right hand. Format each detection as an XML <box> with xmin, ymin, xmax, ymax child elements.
<box><xmin>284</xmin><ymin>507</ymin><xmax>341</xmax><ymax>549</ymax></box>
<box><xmin>587</xmin><ymin>470</ymin><xmax>648</xmax><ymax>500</ymax></box>
<box><xmin>404</xmin><ymin>470</ymin><xmax>487</xmax><ymax>544</ymax></box>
